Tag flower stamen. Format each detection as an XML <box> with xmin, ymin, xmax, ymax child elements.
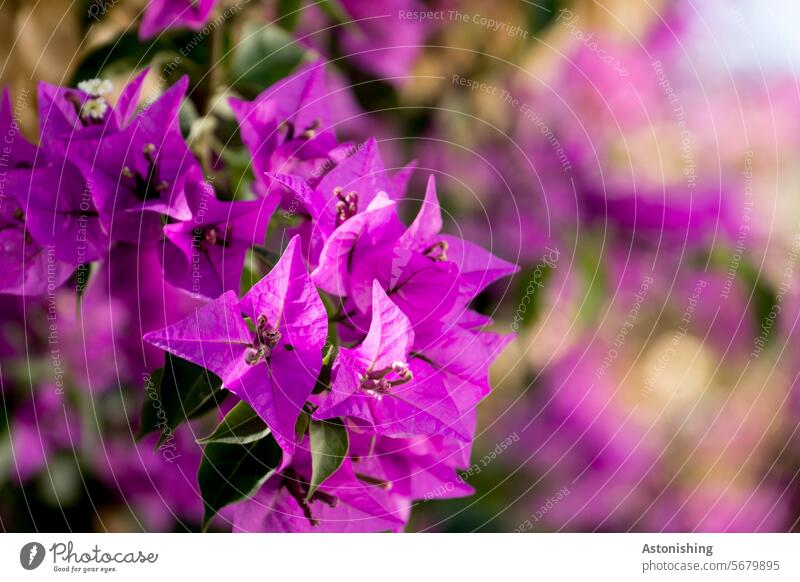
<box><xmin>423</xmin><ymin>240</ymin><xmax>448</xmax><ymax>262</ymax></box>
<box><xmin>334</xmin><ymin>187</ymin><xmax>359</xmax><ymax>225</ymax></box>
<box><xmin>359</xmin><ymin>361</ymin><xmax>413</xmax><ymax>396</ymax></box>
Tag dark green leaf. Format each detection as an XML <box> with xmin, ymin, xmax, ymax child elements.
<box><xmin>295</xmin><ymin>410</ymin><xmax>310</xmax><ymax>441</ymax></box>
<box><xmin>199</xmin><ymin>434</ymin><xmax>283</xmax><ymax>528</ymax></box>
<box><xmin>138</xmin><ymin>353</ymin><xmax>226</xmax><ymax>445</ymax></box>
<box><xmin>702</xmin><ymin>248</ymin><xmax>778</xmax><ymax>342</ymax></box>
<box><xmin>251</xmin><ymin>245</ymin><xmax>281</xmax><ymax>269</ymax></box>
<box><xmin>277</xmin><ymin>0</ymin><xmax>303</xmax><ymax>31</ymax></box>
<box><xmin>307</xmin><ymin>418</ymin><xmax>348</xmax><ymax>500</ymax></box>
<box><xmin>514</xmin><ymin>262</ymin><xmax>554</xmax><ymax>328</ymax></box>
<box><xmin>576</xmin><ymin>238</ymin><xmax>606</xmax><ymax>324</ymax></box>
<box><xmin>71</xmin><ymin>30</ymin><xmax>210</xmax><ymax>87</ymax></box>
<box><xmin>312</xmin><ymin>344</ymin><xmax>336</xmax><ymax>394</ymax></box>
<box><xmin>197</xmin><ymin>401</ymin><xmax>270</xmax><ymax>445</ymax></box>
<box><xmin>229</xmin><ymin>24</ymin><xmax>305</xmax><ymax>97</ymax></box>
<box><xmin>318</xmin><ymin>0</ymin><xmax>350</xmax><ymax>25</ymax></box>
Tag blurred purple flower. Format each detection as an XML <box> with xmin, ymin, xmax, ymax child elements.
<box><xmin>230</xmin><ymin>63</ymin><xmax>340</xmax><ymax>199</ymax></box>
<box><xmin>71</xmin><ymin>77</ymin><xmax>196</xmax><ymax>244</ymax></box>
<box><xmin>8</xmin><ymin>386</ymin><xmax>79</xmax><ymax>483</ymax></box>
<box><xmin>139</xmin><ymin>0</ymin><xmax>218</xmax><ymax>40</ymax></box>
<box><xmin>161</xmin><ymin>167</ymin><xmax>278</xmax><ymax>298</ymax></box>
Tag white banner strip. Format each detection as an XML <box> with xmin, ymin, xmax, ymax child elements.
<box><xmin>1</xmin><ymin>533</ymin><xmax>798</xmax><ymax>581</ymax></box>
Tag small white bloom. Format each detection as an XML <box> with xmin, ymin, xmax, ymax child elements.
<box><xmin>77</xmin><ymin>78</ymin><xmax>113</xmax><ymax>97</ymax></box>
<box><xmin>81</xmin><ymin>98</ymin><xmax>109</xmax><ymax>120</ymax></box>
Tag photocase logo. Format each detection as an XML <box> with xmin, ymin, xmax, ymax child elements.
<box><xmin>19</xmin><ymin>542</ymin><xmax>46</xmax><ymax>570</ymax></box>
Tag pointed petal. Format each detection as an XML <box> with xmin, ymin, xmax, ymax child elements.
<box><xmin>359</xmin><ymin>281</ymin><xmax>414</xmax><ymax>368</ymax></box>
<box><xmin>142</xmin><ymin>290</ymin><xmax>251</xmax><ymax>380</ymax></box>
<box><xmin>228</xmin><ymin>346</ymin><xmax>320</xmax><ymax>454</ymax></box>
<box><xmin>440</xmin><ymin>234</ymin><xmax>520</xmax><ymax>302</ymax></box>
<box><xmin>311</xmin><ymin>193</ymin><xmax>401</xmax><ymax>296</ymax></box>
<box><xmin>240</xmin><ymin>235</ymin><xmax>328</xmax><ymax>351</ymax></box>
<box><xmin>115</xmin><ymin>68</ymin><xmax>150</xmax><ymax>127</ymax></box>
<box><xmin>400</xmin><ymin>174</ymin><xmax>442</xmax><ymax>250</ymax></box>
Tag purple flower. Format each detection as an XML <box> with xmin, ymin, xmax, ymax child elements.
<box><xmin>349</xmin><ymin>432</ymin><xmax>475</xmax><ymax>502</ymax></box>
<box><xmin>315</xmin><ymin>281</ymin><xmax>469</xmax><ymax>440</ymax></box>
<box><xmin>230</xmin><ymin>62</ymin><xmax>339</xmax><ymax>201</ymax></box>
<box><xmin>144</xmin><ymin>235</ymin><xmax>328</xmax><ymax>453</ymax></box>
<box><xmin>90</xmin><ymin>424</ymin><xmax>207</xmax><ymax>531</ymax></box>
<box><xmin>232</xmin><ymin>443</ymin><xmax>406</xmax><ymax>532</ymax></box>
<box><xmin>0</xmin><ymin>90</ymin><xmax>73</xmax><ymax>295</ymax></box>
<box><xmin>8</xmin><ymin>162</ymin><xmax>108</xmax><ymax>266</ymax></box>
<box><xmin>71</xmin><ymin>77</ymin><xmax>196</xmax><ymax>243</ymax></box>
<box><xmin>8</xmin><ymin>75</ymin><xmax>153</xmax><ymax>265</ymax></box>
<box><xmin>411</xmin><ymin>311</ymin><xmax>517</xmax><ymax>422</ymax></box>
<box><xmin>8</xmin><ymin>385</ymin><xmax>80</xmax><ymax>483</ymax></box>
<box><xmin>139</xmin><ymin>0</ymin><xmax>218</xmax><ymax>40</ymax></box>
<box><xmin>313</xmin><ymin>174</ymin><xmax>518</xmax><ymax>328</ymax></box>
<box><xmin>0</xmin><ymin>196</ymin><xmax>74</xmax><ymax>296</ymax></box>
<box><xmin>38</xmin><ymin>70</ymin><xmax>148</xmax><ymax>148</ymax></box>
<box><xmin>161</xmin><ymin>167</ymin><xmax>278</xmax><ymax>298</ymax></box>
<box><xmin>270</xmin><ymin>138</ymin><xmax>414</xmax><ymax>262</ymax></box>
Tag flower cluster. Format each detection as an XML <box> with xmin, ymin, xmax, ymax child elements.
<box><xmin>143</xmin><ymin>63</ymin><xmax>518</xmax><ymax>531</ymax></box>
<box><xmin>1</xmin><ymin>56</ymin><xmax>516</xmax><ymax>530</ymax></box>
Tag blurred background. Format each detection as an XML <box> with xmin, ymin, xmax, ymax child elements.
<box><xmin>3</xmin><ymin>0</ymin><xmax>800</xmax><ymax>532</ymax></box>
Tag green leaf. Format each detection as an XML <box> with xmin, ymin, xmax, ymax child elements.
<box><xmin>307</xmin><ymin>418</ymin><xmax>349</xmax><ymax>501</ymax></box>
<box><xmin>277</xmin><ymin>0</ymin><xmax>303</xmax><ymax>31</ymax></box>
<box><xmin>318</xmin><ymin>0</ymin><xmax>350</xmax><ymax>25</ymax></box>
<box><xmin>576</xmin><ymin>237</ymin><xmax>607</xmax><ymax>325</ymax></box>
<box><xmin>71</xmin><ymin>30</ymin><xmax>210</xmax><ymax>87</ymax></box>
<box><xmin>312</xmin><ymin>344</ymin><xmax>336</xmax><ymax>394</ymax></box>
<box><xmin>138</xmin><ymin>353</ymin><xmax>226</xmax><ymax>445</ymax></box>
<box><xmin>514</xmin><ymin>262</ymin><xmax>554</xmax><ymax>329</ymax></box>
<box><xmin>197</xmin><ymin>401</ymin><xmax>270</xmax><ymax>445</ymax></box>
<box><xmin>251</xmin><ymin>245</ymin><xmax>281</xmax><ymax>269</ymax></box>
<box><xmin>295</xmin><ymin>410</ymin><xmax>310</xmax><ymax>441</ymax></box>
<box><xmin>229</xmin><ymin>24</ymin><xmax>305</xmax><ymax>97</ymax></box>
<box><xmin>199</xmin><ymin>434</ymin><xmax>283</xmax><ymax>529</ymax></box>
<box><xmin>701</xmin><ymin>247</ymin><xmax>778</xmax><ymax>340</ymax></box>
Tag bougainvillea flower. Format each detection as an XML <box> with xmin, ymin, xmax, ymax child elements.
<box><xmin>310</xmin><ymin>191</ymin><xmax>402</xmax><ymax>298</ymax></box>
<box><xmin>139</xmin><ymin>0</ymin><xmax>218</xmax><ymax>40</ymax></box>
<box><xmin>0</xmin><ymin>198</ymin><xmax>74</xmax><ymax>296</ymax></box>
<box><xmin>337</xmin><ymin>0</ymin><xmax>432</xmax><ymax>81</ymax></box>
<box><xmin>72</xmin><ymin>77</ymin><xmax>195</xmax><ymax>243</ymax></box>
<box><xmin>90</xmin><ymin>424</ymin><xmax>206</xmax><ymax>531</ymax></box>
<box><xmin>230</xmin><ymin>63</ymin><xmax>338</xmax><ymax>195</ymax></box>
<box><xmin>161</xmin><ymin>167</ymin><xmax>278</xmax><ymax>298</ymax></box>
<box><xmin>144</xmin><ymin>236</ymin><xmax>327</xmax><ymax>452</ymax></box>
<box><xmin>348</xmin><ymin>433</ymin><xmax>475</xmax><ymax>502</ymax></box>
<box><xmin>9</xmin><ymin>384</ymin><xmax>80</xmax><ymax>483</ymax></box>
<box><xmin>270</xmin><ymin>138</ymin><xmax>414</xmax><ymax>261</ymax></box>
<box><xmin>61</xmin><ymin>243</ymin><xmax>203</xmax><ymax>389</ymax></box>
<box><xmin>38</xmin><ymin>69</ymin><xmax>148</xmax><ymax>147</ymax></box>
<box><xmin>0</xmin><ymin>91</ymin><xmax>75</xmax><ymax>295</ymax></box>
<box><xmin>313</xmin><ymin>175</ymin><xmax>518</xmax><ymax>328</ymax></box>
<box><xmin>412</xmin><ymin>313</ymin><xmax>516</xmax><ymax>418</ymax></box>
<box><xmin>8</xmin><ymin>163</ymin><xmax>108</xmax><ymax>266</ymax></box>
<box><xmin>355</xmin><ymin>176</ymin><xmax>518</xmax><ymax>314</ymax></box>
<box><xmin>233</xmin><ymin>444</ymin><xmax>406</xmax><ymax>532</ymax></box>
<box><xmin>315</xmin><ymin>282</ymin><xmax>469</xmax><ymax>440</ymax></box>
